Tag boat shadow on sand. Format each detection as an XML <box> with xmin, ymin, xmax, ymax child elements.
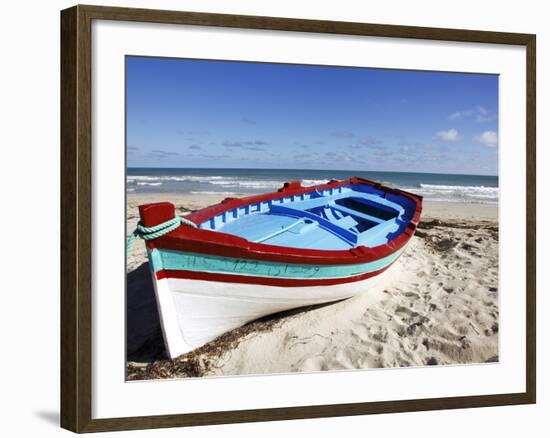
<box><xmin>126</xmin><ymin>262</ymin><xmax>343</xmax><ymax>378</ymax></box>
<box><xmin>126</xmin><ymin>263</ymin><xmax>165</xmax><ymax>363</ymax></box>
<box><xmin>127</xmin><ymin>217</ymin><xmax>500</xmax><ymax>379</ymax></box>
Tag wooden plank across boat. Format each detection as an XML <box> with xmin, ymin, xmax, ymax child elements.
<box><xmin>137</xmin><ymin>177</ymin><xmax>423</xmax><ymax>358</ymax></box>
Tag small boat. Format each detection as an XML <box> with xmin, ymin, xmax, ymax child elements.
<box><xmin>135</xmin><ymin>177</ymin><xmax>422</xmax><ymax>358</ymax></box>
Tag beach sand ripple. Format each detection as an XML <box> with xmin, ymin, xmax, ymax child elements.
<box><xmin>126</xmin><ymin>195</ymin><xmax>499</xmax><ymax>380</ymax></box>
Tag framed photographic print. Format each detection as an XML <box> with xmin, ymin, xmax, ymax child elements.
<box><xmin>60</xmin><ymin>4</ymin><xmax>536</xmax><ymax>433</ymax></box>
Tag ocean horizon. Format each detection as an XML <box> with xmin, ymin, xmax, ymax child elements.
<box><xmin>127</xmin><ymin>167</ymin><xmax>498</xmax><ymax>204</ymax></box>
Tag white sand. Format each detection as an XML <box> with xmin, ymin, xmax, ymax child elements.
<box><xmin>126</xmin><ymin>194</ymin><xmax>499</xmax><ymax>378</ymax></box>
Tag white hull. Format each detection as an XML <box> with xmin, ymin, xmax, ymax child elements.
<box><xmin>153</xmin><ymin>274</ymin><xmax>385</xmax><ymax>359</ymax></box>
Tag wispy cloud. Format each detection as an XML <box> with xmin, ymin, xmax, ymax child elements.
<box><xmin>475</xmin><ymin>106</ymin><xmax>497</xmax><ymax>122</ymax></box>
<box><xmin>223</xmin><ymin>141</ymin><xmax>243</xmax><ymax>148</ymax></box>
<box><xmin>434</xmin><ymin>128</ymin><xmax>459</xmax><ymax>141</ymax></box>
<box><xmin>448</xmin><ymin>109</ymin><xmax>474</xmax><ymax>120</ymax></box>
<box><xmin>318</xmin><ymin>150</ymin><xmax>361</xmax><ymax>164</ymax></box>
<box><xmin>148</xmin><ymin>149</ymin><xmax>179</xmax><ymax>158</ymax></box>
<box><xmin>223</xmin><ymin>140</ymin><xmax>270</xmax><ymax>151</ymax></box>
<box><xmin>127</xmin><ymin>146</ymin><xmax>139</xmax><ymax>151</ymax></box>
<box><xmin>348</xmin><ymin>137</ymin><xmax>382</xmax><ymax>149</ymax></box>
<box><xmin>188</xmin><ymin>144</ymin><xmax>201</xmax><ymax>150</ymax></box>
<box><xmin>241</xmin><ymin>117</ymin><xmax>257</xmax><ymax>125</ymax></box>
<box><xmin>396</xmin><ymin>142</ymin><xmax>449</xmax><ymax>166</ymax></box>
<box><xmin>400</xmin><ymin>141</ymin><xmax>438</xmax><ymax>151</ymax></box>
<box><xmin>448</xmin><ymin>106</ymin><xmax>496</xmax><ymax>123</ymax></box>
<box><xmin>198</xmin><ymin>153</ymin><xmax>231</xmax><ymax>159</ymax></box>
<box><xmin>176</xmin><ymin>129</ymin><xmax>209</xmax><ymax>136</ymax></box>
<box><xmin>330</xmin><ymin>130</ymin><xmax>355</xmax><ymax>139</ymax></box>
<box><xmin>474</xmin><ymin>130</ymin><xmax>498</xmax><ymax>146</ymax></box>
<box><xmin>151</xmin><ymin>149</ymin><xmax>177</xmax><ymax>154</ymax></box>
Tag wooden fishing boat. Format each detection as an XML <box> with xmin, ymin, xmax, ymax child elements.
<box><xmin>135</xmin><ymin>177</ymin><xmax>422</xmax><ymax>358</ymax></box>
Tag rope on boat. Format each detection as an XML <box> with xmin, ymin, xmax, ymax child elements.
<box><xmin>126</xmin><ymin>216</ymin><xmax>197</xmax><ymax>254</ymax></box>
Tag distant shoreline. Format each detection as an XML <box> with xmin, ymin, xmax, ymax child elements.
<box><xmin>126</xmin><ymin>169</ymin><xmax>499</xmax><ymax>204</ymax></box>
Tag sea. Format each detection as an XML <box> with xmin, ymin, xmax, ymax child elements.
<box><xmin>127</xmin><ymin>168</ymin><xmax>498</xmax><ymax>205</ymax></box>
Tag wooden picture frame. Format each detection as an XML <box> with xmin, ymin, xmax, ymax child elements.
<box><xmin>60</xmin><ymin>4</ymin><xmax>536</xmax><ymax>432</ymax></box>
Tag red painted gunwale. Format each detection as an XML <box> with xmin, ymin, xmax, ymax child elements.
<box><xmin>139</xmin><ymin>177</ymin><xmax>422</xmax><ymax>266</ymax></box>
<box><xmin>155</xmin><ymin>263</ymin><xmax>391</xmax><ymax>287</ymax></box>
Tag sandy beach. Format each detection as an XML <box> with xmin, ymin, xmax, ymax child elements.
<box><xmin>126</xmin><ymin>193</ymin><xmax>498</xmax><ymax>380</ymax></box>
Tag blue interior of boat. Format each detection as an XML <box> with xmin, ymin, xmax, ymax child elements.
<box><xmin>199</xmin><ymin>184</ymin><xmax>417</xmax><ymax>250</ymax></box>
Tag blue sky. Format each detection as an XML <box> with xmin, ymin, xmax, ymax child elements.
<box><xmin>126</xmin><ymin>56</ymin><xmax>498</xmax><ymax>175</ymax></box>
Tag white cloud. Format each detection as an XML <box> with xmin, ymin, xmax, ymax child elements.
<box><xmin>474</xmin><ymin>130</ymin><xmax>498</xmax><ymax>146</ymax></box>
<box><xmin>476</xmin><ymin>115</ymin><xmax>496</xmax><ymax>123</ymax></box>
<box><xmin>448</xmin><ymin>106</ymin><xmax>496</xmax><ymax>123</ymax></box>
<box><xmin>448</xmin><ymin>112</ymin><xmax>460</xmax><ymax>120</ymax></box>
<box><xmin>435</xmin><ymin>128</ymin><xmax>459</xmax><ymax>141</ymax></box>
<box><xmin>448</xmin><ymin>110</ymin><xmax>473</xmax><ymax>120</ymax></box>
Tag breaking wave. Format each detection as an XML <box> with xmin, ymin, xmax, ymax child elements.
<box><xmin>413</xmin><ymin>184</ymin><xmax>499</xmax><ymax>204</ymax></box>
<box><xmin>301</xmin><ymin>179</ymin><xmax>330</xmax><ymax>186</ymax></box>
<box><xmin>126</xmin><ymin>173</ymin><xmax>498</xmax><ymax>204</ymax></box>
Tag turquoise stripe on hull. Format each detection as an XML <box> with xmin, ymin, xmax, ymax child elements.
<box><xmin>150</xmin><ymin>247</ymin><xmax>405</xmax><ymax>280</ymax></box>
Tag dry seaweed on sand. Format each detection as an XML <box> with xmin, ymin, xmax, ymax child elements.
<box><xmin>126</xmin><ymin>301</ymin><xmax>338</xmax><ymax>380</ymax></box>
<box><xmin>415</xmin><ymin>218</ymin><xmax>498</xmax><ymax>254</ymax></box>
<box><xmin>126</xmin><ymin>196</ymin><xmax>499</xmax><ymax>378</ymax></box>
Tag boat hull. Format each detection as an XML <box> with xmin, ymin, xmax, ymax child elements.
<box><xmin>152</xmin><ymin>270</ymin><xmax>388</xmax><ymax>358</ymax></box>
<box><xmin>136</xmin><ymin>177</ymin><xmax>422</xmax><ymax>358</ymax></box>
